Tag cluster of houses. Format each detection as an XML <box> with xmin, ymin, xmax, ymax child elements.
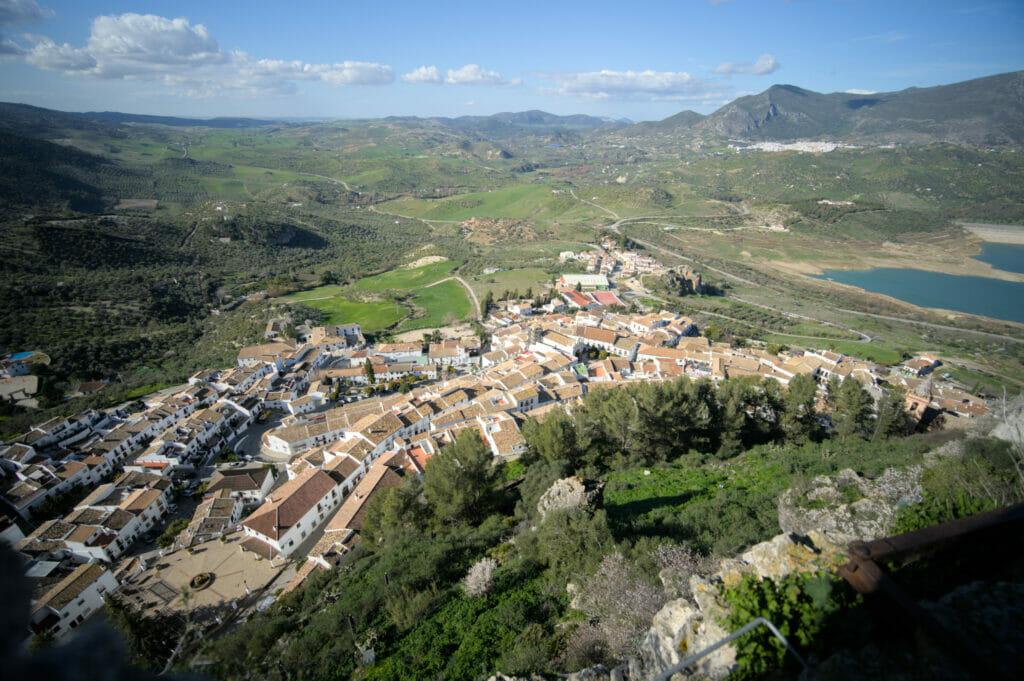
<box><xmin>559</xmin><ymin>237</ymin><xmax>662</xmax><ymax>278</ymax></box>
<box><xmin>1</xmin><ymin>304</ymin><xmax>992</xmax><ymax>641</ymax></box>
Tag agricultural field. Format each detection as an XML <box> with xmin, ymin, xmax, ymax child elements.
<box><xmin>398</xmin><ymin>280</ymin><xmax>473</xmax><ymax>332</ymax></box>
<box><xmin>352</xmin><ymin>260</ymin><xmax>457</xmax><ymax>291</ymax></box>
<box><xmin>465</xmin><ymin>267</ymin><xmax>554</xmax><ymax>300</ymax></box>
<box><xmin>278</xmin><ymin>289</ymin><xmax>405</xmax><ymax>332</ymax></box>
<box><xmin>379</xmin><ymin>184</ymin><xmax>602</xmax><ymax>223</ymax></box>
<box><xmin>277</xmin><ymin>260</ymin><xmax>473</xmax><ymax>334</ymax></box>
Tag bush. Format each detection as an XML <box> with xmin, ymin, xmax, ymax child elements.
<box><xmin>463</xmin><ymin>557</ymin><xmax>498</xmax><ymax>598</ymax></box>
<box><xmin>157</xmin><ymin>518</ymin><xmax>188</xmax><ymax>549</ymax></box>
<box><xmin>572</xmin><ymin>552</ymin><xmax>666</xmax><ymax>660</ymax></box>
<box><xmin>721</xmin><ymin>572</ymin><xmax>862</xmax><ymax>680</ymax></box>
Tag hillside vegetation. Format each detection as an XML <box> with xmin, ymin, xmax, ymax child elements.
<box><xmin>193</xmin><ymin>376</ymin><xmax>1021</xmax><ymax>680</ymax></box>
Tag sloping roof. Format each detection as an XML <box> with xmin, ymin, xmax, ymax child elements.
<box><xmin>206</xmin><ymin>467</ymin><xmax>272</xmax><ymax>494</ymax></box>
<box><xmin>325</xmin><ymin>463</ymin><xmax>404</xmax><ymax>533</ymax></box>
<box><xmin>120</xmin><ymin>488</ymin><xmax>162</xmax><ymax>513</ymax></box>
<box><xmin>35</xmin><ymin>563</ymin><xmax>106</xmax><ymax>612</ymax></box>
<box><xmin>241</xmin><ymin>469</ymin><xmax>337</xmax><ymax>540</ymax></box>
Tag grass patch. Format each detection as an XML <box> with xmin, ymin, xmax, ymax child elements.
<box><xmin>353</xmin><ymin>261</ymin><xmax>456</xmax><ymax>291</ymax></box>
<box><xmin>291</xmin><ymin>296</ymin><xmax>406</xmax><ymax>332</ymax></box>
<box><xmin>201</xmin><ymin>178</ymin><xmax>250</xmax><ymax>200</ymax></box>
<box><xmin>398</xmin><ymin>280</ymin><xmax>471</xmax><ymax>331</ymax></box>
<box><xmin>763</xmin><ymin>335</ymin><xmax>901</xmax><ymax>364</ymax></box>
<box><xmin>380</xmin><ymin>184</ymin><xmax>598</xmax><ymax>222</ymax></box>
<box><xmin>279</xmin><ymin>285</ymin><xmax>347</xmax><ymax>302</ymax></box>
<box><xmin>466</xmin><ymin>267</ymin><xmax>552</xmax><ymax>299</ymax></box>
<box><xmin>603</xmin><ymin>436</ymin><xmax>935</xmax><ymax>556</ymax></box>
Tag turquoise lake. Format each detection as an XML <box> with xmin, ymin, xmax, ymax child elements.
<box><xmin>814</xmin><ymin>267</ymin><xmax>1024</xmax><ymax>324</ymax></box>
<box><xmin>974</xmin><ymin>242</ymin><xmax>1024</xmax><ymax>275</ymax></box>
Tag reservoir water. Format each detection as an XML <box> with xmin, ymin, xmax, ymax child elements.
<box><xmin>814</xmin><ymin>267</ymin><xmax>1024</xmax><ymax>324</ymax></box>
<box><xmin>974</xmin><ymin>242</ymin><xmax>1024</xmax><ymax>275</ymax></box>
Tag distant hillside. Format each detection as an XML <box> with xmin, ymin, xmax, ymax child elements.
<box><xmin>626</xmin><ymin>71</ymin><xmax>1024</xmax><ymax>147</ymax></box>
<box><xmin>77</xmin><ymin>111</ymin><xmax>278</xmax><ymax>128</ymax></box>
<box><xmin>386</xmin><ymin>109</ymin><xmax>628</xmax><ymax>139</ymax></box>
<box><xmin>0</xmin><ymin>131</ymin><xmax>110</xmax><ymax>213</ymax></box>
<box><xmin>617</xmin><ymin>109</ymin><xmax>705</xmax><ymax>136</ymax></box>
<box><xmin>0</xmin><ymin>102</ymin><xmax>125</xmax><ymax>139</ymax></box>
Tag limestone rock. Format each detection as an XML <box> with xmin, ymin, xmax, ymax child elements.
<box><xmin>638</xmin><ymin>598</ymin><xmax>698</xmax><ymax>676</ymax></box>
<box><xmin>567</xmin><ymin>665</ymin><xmax>611</xmax><ymax>681</ymax></box>
<box><xmin>537</xmin><ymin>477</ymin><xmax>604</xmax><ymax>520</ymax></box>
<box><xmin>777</xmin><ymin>467</ymin><xmax>922</xmax><ymax>541</ymax></box>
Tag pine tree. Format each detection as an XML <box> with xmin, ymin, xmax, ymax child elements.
<box><xmin>834</xmin><ymin>378</ymin><xmax>873</xmax><ymax>440</ymax></box>
<box><xmin>423</xmin><ymin>429</ymin><xmax>498</xmax><ymax>522</ymax></box>
<box><xmin>363</xmin><ymin>358</ymin><xmax>375</xmax><ymax>385</ymax></box>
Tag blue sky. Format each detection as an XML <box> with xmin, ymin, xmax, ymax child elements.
<box><xmin>0</xmin><ymin>0</ymin><xmax>1020</xmax><ymax>121</ymax></box>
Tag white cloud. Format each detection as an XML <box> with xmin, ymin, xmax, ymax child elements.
<box><xmin>0</xmin><ymin>0</ymin><xmax>52</xmax><ymax>26</ymax></box>
<box><xmin>714</xmin><ymin>53</ymin><xmax>780</xmax><ymax>76</ymax></box>
<box><xmin>25</xmin><ymin>36</ymin><xmax>94</xmax><ymax>70</ymax></box>
<box><xmin>445</xmin><ymin>63</ymin><xmax>521</xmax><ymax>87</ymax></box>
<box><xmin>0</xmin><ymin>0</ymin><xmax>52</xmax><ymax>57</ymax></box>
<box><xmin>401</xmin><ymin>65</ymin><xmax>442</xmax><ymax>84</ymax></box>
<box><xmin>540</xmin><ymin>69</ymin><xmax>730</xmax><ymax>102</ymax></box>
<box><xmin>22</xmin><ymin>12</ymin><xmax>393</xmax><ymax>96</ymax></box>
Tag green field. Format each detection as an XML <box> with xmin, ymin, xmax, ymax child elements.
<box><xmin>353</xmin><ymin>260</ymin><xmax>456</xmax><ymax>291</ymax></box>
<box><xmin>466</xmin><ymin>267</ymin><xmax>553</xmax><ymax>299</ymax></box>
<box><xmin>762</xmin><ymin>336</ymin><xmax>903</xmax><ymax>364</ymax></box>
<box><xmin>379</xmin><ymin>184</ymin><xmax>601</xmax><ymax>222</ymax></box>
<box><xmin>279</xmin><ymin>288</ymin><xmax>405</xmax><ymax>332</ymax></box>
<box><xmin>279</xmin><ymin>262</ymin><xmax>471</xmax><ymax>333</ymax></box>
<box><xmin>398</xmin><ymin>280</ymin><xmax>472</xmax><ymax>331</ymax></box>
<box><xmin>278</xmin><ymin>285</ymin><xmax>346</xmax><ymax>301</ymax></box>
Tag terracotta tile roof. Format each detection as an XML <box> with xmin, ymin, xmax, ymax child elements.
<box><xmin>35</xmin><ymin>563</ymin><xmax>107</xmax><ymax>612</ymax></box>
<box><xmin>206</xmin><ymin>467</ymin><xmax>272</xmax><ymax>494</ymax></box>
<box><xmin>241</xmin><ymin>469</ymin><xmax>337</xmax><ymax>540</ymax></box>
<box><xmin>65</xmin><ymin>524</ymin><xmax>99</xmax><ymax>543</ymax></box>
<box><xmin>325</xmin><ymin>463</ymin><xmax>404</xmax><ymax>533</ymax></box>
<box><xmin>240</xmin><ymin>536</ymin><xmax>279</xmax><ymax>559</ymax></box>
<box><xmin>326</xmin><ymin>455</ymin><xmax>360</xmax><ymax>479</ymax></box>
<box><xmin>120</xmin><ymin>488</ymin><xmax>162</xmax><ymax>513</ymax></box>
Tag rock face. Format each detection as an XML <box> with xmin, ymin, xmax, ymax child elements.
<box><xmin>777</xmin><ymin>467</ymin><xmax>923</xmax><ymax>540</ymax></box>
<box><xmin>537</xmin><ymin>477</ymin><xmax>604</xmax><ymax>521</ymax></box>
<box><xmin>636</xmin><ymin>528</ymin><xmax>853</xmax><ymax>681</ymax></box>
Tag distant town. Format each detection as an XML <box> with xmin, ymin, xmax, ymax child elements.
<box><xmin>1</xmin><ymin>237</ymin><xmax>991</xmax><ymax>645</ymax></box>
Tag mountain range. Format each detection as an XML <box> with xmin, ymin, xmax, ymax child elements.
<box><xmin>620</xmin><ymin>70</ymin><xmax>1024</xmax><ymax>147</ymax></box>
<box><xmin>0</xmin><ymin>71</ymin><xmax>1021</xmax><ymax>147</ymax></box>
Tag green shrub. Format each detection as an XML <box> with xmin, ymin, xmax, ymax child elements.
<box><xmin>721</xmin><ymin>572</ymin><xmax>862</xmax><ymax>680</ymax></box>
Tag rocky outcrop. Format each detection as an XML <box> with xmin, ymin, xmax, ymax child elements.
<box><xmin>636</xmin><ymin>528</ymin><xmax>853</xmax><ymax>681</ymax></box>
<box><xmin>777</xmin><ymin>467</ymin><xmax>923</xmax><ymax>540</ymax></box>
<box><xmin>537</xmin><ymin>477</ymin><xmax>604</xmax><ymax>521</ymax></box>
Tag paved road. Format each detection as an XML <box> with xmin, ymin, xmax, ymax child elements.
<box><xmin>231</xmin><ymin>414</ymin><xmax>286</xmax><ymax>461</ymax></box>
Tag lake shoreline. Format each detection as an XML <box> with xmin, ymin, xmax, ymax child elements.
<box><xmin>812</xmin><ymin>267</ymin><xmax>1024</xmax><ymax>325</ymax></box>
